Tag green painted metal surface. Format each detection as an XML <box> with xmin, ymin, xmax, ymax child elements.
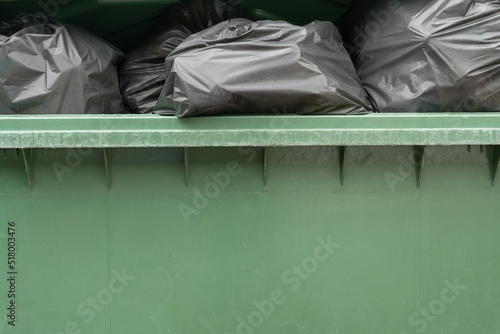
<box><xmin>1</xmin><ymin>114</ymin><xmax>500</xmax><ymax>148</ymax></box>
<box><xmin>1</xmin><ymin>144</ymin><xmax>500</xmax><ymax>334</ymax></box>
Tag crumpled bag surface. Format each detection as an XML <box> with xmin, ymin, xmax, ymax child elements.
<box><xmin>0</xmin><ymin>14</ymin><xmax>124</xmax><ymax>114</ymax></box>
<box><xmin>119</xmin><ymin>0</ymin><xmax>249</xmax><ymax>114</ymax></box>
<box><xmin>349</xmin><ymin>0</ymin><xmax>500</xmax><ymax>112</ymax></box>
<box><xmin>155</xmin><ymin>18</ymin><xmax>373</xmax><ymax>117</ymax></box>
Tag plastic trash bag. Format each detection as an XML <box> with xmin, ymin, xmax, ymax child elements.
<box><xmin>348</xmin><ymin>0</ymin><xmax>500</xmax><ymax>112</ymax></box>
<box><xmin>119</xmin><ymin>0</ymin><xmax>249</xmax><ymax>114</ymax></box>
<box><xmin>154</xmin><ymin>18</ymin><xmax>373</xmax><ymax>117</ymax></box>
<box><xmin>0</xmin><ymin>14</ymin><xmax>124</xmax><ymax>114</ymax></box>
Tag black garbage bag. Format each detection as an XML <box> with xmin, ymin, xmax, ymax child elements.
<box><xmin>119</xmin><ymin>0</ymin><xmax>249</xmax><ymax>114</ymax></box>
<box><xmin>0</xmin><ymin>14</ymin><xmax>124</xmax><ymax>114</ymax></box>
<box><xmin>154</xmin><ymin>19</ymin><xmax>373</xmax><ymax>117</ymax></box>
<box><xmin>348</xmin><ymin>0</ymin><xmax>500</xmax><ymax>113</ymax></box>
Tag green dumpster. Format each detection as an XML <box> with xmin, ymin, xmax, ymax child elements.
<box><xmin>1</xmin><ymin>1</ymin><xmax>500</xmax><ymax>334</ymax></box>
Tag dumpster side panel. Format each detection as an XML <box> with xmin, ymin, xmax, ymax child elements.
<box><xmin>1</xmin><ymin>146</ymin><xmax>499</xmax><ymax>334</ymax></box>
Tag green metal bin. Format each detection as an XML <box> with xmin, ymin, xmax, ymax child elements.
<box><xmin>1</xmin><ymin>1</ymin><xmax>500</xmax><ymax>334</ymax></box>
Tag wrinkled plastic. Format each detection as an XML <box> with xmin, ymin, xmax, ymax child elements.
<box><xmin>0</xmin><ymin>14</ymin><xmax>124</xmax><ymax>114</ymax></box>
<box><xmin>155</xmin><ymin>19</ymin><xmax>373</xmax><ymax>117</ymax></box>
<box><xmin>119</xmin><ymin>0</ymin><xmax>249</xmax><ymax>114</ymax></box>
<box><xmin>348</xmin><ymin>0</ymin><xmax>500</xmax><ymax>113</ymax></box>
